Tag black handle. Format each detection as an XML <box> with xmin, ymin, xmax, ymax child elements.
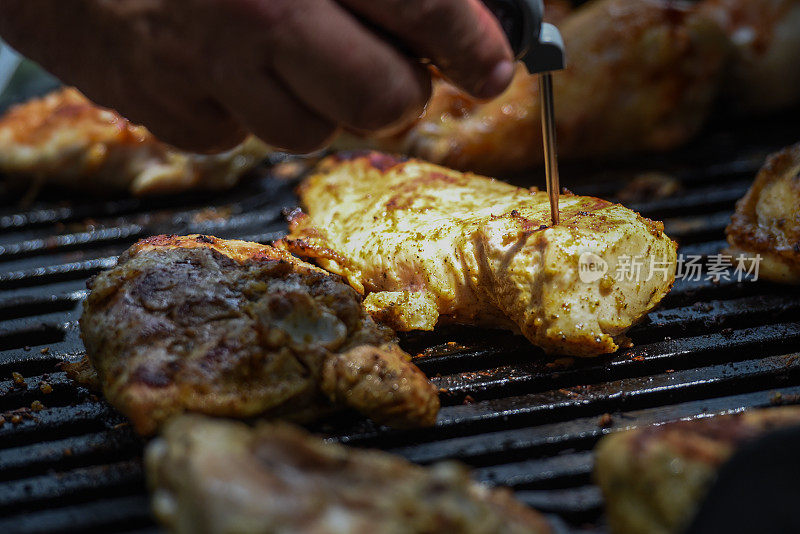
<box><xmin>481</xmin><ymin>0</ymin><xmax>543</xmax><ymax>59</ymax></box>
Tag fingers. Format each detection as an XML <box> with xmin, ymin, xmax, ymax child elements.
<box><xmin>81</xmin><ymin>74</ymin><xmax>248</xmax><ymax>154</ymax></box>
<box><xmin>209</xmin><ymin>62</ymin><xmax>338</xmax><ymax>153</ymax></box>
<box><xmin>337</xmin><ymin>0</ymin><xmax>515</xmax><ymax>99</ymax></box>
<box><xmin>228</xmin><ymin>0</ymin><xmax>432</xmax><ymax>133</ymax></box>
<box><xmin>2</xmin><ymin>0</ymin><xmax>511</xmax><ymax>156</ymax></box>
<box><xmin>127</xmin><ymin>97</ymin><xmax>248</xmax><ymax>154</ymax></box>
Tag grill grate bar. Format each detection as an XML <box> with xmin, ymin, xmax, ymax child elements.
<box><xmin>624</xmin><ymin>181</ymin><xmax>749</xmax><ymax>219</ymax></box>
<box><xmin>0</xmin><ymin>402</ymin><xmax>125</xmax><ymax>449</ymax></box>
<box><xmin>333</xmin><ymin>346</ymin><xmax>800</xmax><ymax>447</ymax></box>
<box><xmin>0</xmin><ymin>429</ymin><xmax>142</xmax><ymax>483</ymax></box>
<box><xmin>0</xmin><ymin>257</ymin><xmax>117</xmax><ymax>290</ymax></box>
<box><xmin>0</xmin><ymin>310</ymin><xmax>78</xmax><ymax>337</ymax></box>
<box><xmin>433</xmin><ymin>351</ymin><xmax>800</xmax><ymax>405</ymax></box>
<box><xmin>435</xmin><ymin>354</ymin><xmax>800</xmax><ymax>432</ymax></box>
<box><xmin>409</xmin><ymin>319</ymin><xmax>800</xmax><ymax>381</ymax></box>
<box><xmin>0</xmin><ymin>110</ymin><xmax>796</xmax><ymax>533</ymax></box>
<box><xmin>663</xmin><ymin>211</ymin><xmax>732</xmax><ymax>243</ymax></box>
<box><xmin>0</xmin><ymin>224</ymin><xmax>145</xmax><ymax>261</ymax></box>
<box><xmin>517</xmin><ymin>486</ymin><xmax>603</xmax><ymax>518</ymax></box>
<box><xmin>0</xmin><ymin>459</ymin><xmax>144</xmax><ymax>514</ymax></box>
<box><xmin>0</xmin><ymin>165</ymin><xmax>294</xmax><ymax>232</ymax></box>
<box><xmin>0</xmin><ymin>209</ymin><xmax>285</xmax><ymax>264</ymax></box>
<box><xmin>473</xmin><ymin>450</ymin><xmax>594</xmax><ymax>489</ymax></box>
<box><xmin>0</xmin><ymin>371</ymin><xmax>93</xmax><ymax>413</ymax></box>
<box><xmin>0</xmin><ymin>226</ymin><xmax>289</xmax><ymax>291</ymax></box>
<box><xmin>0</xmin><ymin>332</ymin><xmax>83</xmax><ymax>376</ymax></box>
<box><xmin>0</xmin><ymin>289</ymin><xmax>85</xmax><ymax>322</ymax></box>
<box><xmin>386</xmin><ymin>386</ymin><xmax>800</xmax><ymax>465</ymax></box>
<box><xmin>0</xmin><ymin>494</ymin><xmax>153</xmax><ymax>534</ymax></box>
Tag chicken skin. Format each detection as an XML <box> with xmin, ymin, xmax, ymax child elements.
<box><xmin>279</xmin><ymin>152</ymin><xmax>677</xmax><ymax>357</ymax></box>
<box><xmin>701</xmin><ymin>0</ymin><xmax>800</xmax><ymax>114</ymax></box>
<box><xmin>726</xmin><ymin>143</ymin><xmax>800</xmax><ymax>283</ymax></box>
<box><xmin>75</xmin><ymin>234</ymin><xmax>439</xmax><ymax>435</ymax></box>
<box><xmin>0</xmin><ymin>88</ymin><xmax>270</xmax><ymax>195</ymax></box>
<box><xmin>354</xmin><ymin>0</ymin><xmax>729</xmax><ymax>175</ymax></box>
<box><xmin>594</xmin><ymin>406</ymin><xmax>800</xmax><ymax>534</ymax></box>
<box><xmin>146</xmin><ymin>415</ymin><xmax>552</xmax><ymax>534</ymax></box>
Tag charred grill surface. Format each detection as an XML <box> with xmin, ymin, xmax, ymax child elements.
<box><xmin>0</xmin><ymin>107</ymin><xmax>798</xmax><ymax>533</ymax></box>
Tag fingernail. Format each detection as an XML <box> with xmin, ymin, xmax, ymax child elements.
<box><xmin>475</xmin><ymin>60</ymin><xmax>515</xmax><ymax>99</ymax></box>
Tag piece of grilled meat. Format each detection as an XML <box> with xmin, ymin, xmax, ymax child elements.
<box><xmin>146</xmin><ymin>414</ymin><xmax>552</xmax><ymax>534</ymax></box>
<box><xmin>594</xmin><ymin>406</ymin><xmax>800</xmax><ymax>534</ymax></box>
<box><xmin>726</xmin><ymin>143</ymin><xmax>800</xmax><ymax>283</ymax></box>
<box><xmin>0</xmin><ymin>88</ymin><xmax>270</xmax><ymax>196</ymax></box>
<box><xmin>701</xmin><ymin>0</ymin><xmax>800</xmax><ymax>114</ymax></box>
<box><xmin>278</xmin><ymin>152</ymin><xmax>677</xmax><ymax>357</ymax></box>
<box><xmin>543</xmin><ymin>0</ymin><xmax>572</xmax><ymax>25</ymax></box>
<box><xmin>74</xmin><ymin>235</ymin><xmax>439</xmax><ymax>435</ymax></box>
<box><xmin>348</xmin><ymin>0</ymin><xmax>729</xmax><ymax>175</ymax></box>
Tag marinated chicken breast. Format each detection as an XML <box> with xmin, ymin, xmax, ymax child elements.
<box><xmin>75</xmin><ymin>234</ymin><xmax>439</xmax><ymax>435</ymax></box>
<box><xmin>146</xmin><ymin>415</ymin><xmax>552</xmax><ymax>534</ymax></box>
<box><xmin>701</xmin><ymin>0</ymin><xmax>800</xmax><ymax>113</ymax></box>
<box><xmin>350</xmin><ymin>0</ymin><xmax>729</xmax><ymax>175</ymax></box>
<box><xmin>726</xmin><ymin>143</ymin><xmax>800</xmax><ymax>283</ymax></box>
<box><xmin>279</xmin><ymin>152</ymin><xmax>677</xmax><ymax>357</ymax></box>
<box><xmin>0</xmin><ymin>88</ymin><xmax>270</xmax><ymax>195</ymax></box>
<box><xmin>594</xmin><ymin>406</ymin><xmax>800</xmax><ymax>534</ymax></box>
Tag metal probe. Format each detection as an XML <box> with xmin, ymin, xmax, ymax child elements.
<box><xmin>521</xmin><ymin>15</ymin><xmax>565</xmax><ymax>227</ymax></box>
<box><xmin>481</xmin><ymin>0</ymin><xmax>566</xmax><ymax>226</ymax></box>
<box><xmin>539</xmin><ymin>71</ymin><xmax>560</xmax><ymax>225</ymax></box>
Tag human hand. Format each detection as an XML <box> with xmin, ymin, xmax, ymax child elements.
<box><xmin>0</xmin><ymin>0</ymin><xmax>514</xmax><ymax>153</ymax></box>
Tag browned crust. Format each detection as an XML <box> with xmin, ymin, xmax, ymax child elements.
<box><xmin>127</xmin><ymin>234</ymin><xmax>310</xmax><ymax>267</ymax></box>
<box><xmin>322</xmin><ymin>344</ymin><xmax>439</xmax><ymax>428</ymax></box>
<box><xmin>282</xmin><ymin>151</ymin><xmax>677</xmax><ymax>357</ymax></box>
<box><xmin>0</xmin><ymin>87</ymin><xmax>150</xmax><ymax>148</ymax></box>
<box><xmin>61</xmin><ymin>354</ymin><xmax>102</xmax><ymax>391</ymax></box>
<box><xmin>725</xmin><ymin>143</ymin><xmax>800</xmax><ymax>279</ymax></box>
<box><xmin>290</xmin><ymin>151</ymin><xmax>666</xmax><ymax>237</ymax></box>
<box><xmin>80</xmin><ymin>234</ymin><xmax>439</xmax><ymax>434</ymax></box>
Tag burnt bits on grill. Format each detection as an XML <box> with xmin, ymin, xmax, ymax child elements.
<box><xmin>726</xmin><ymin>142</ymin><xmax>800</xmax><ymax>283</ymax></box>
<box><xmin>594</xmin><ymin>406</ymin><xmax>800</xmax><ymax>534</ymax></box>
<box><xmin>72</xmin><ymin>234</ymin><xmax>439</xmax><ymax>435</ymax></box>
<box><xmin>146</xmin><ymin>414</ymin><xmax>553</xmax><ymax>534</ymax></box>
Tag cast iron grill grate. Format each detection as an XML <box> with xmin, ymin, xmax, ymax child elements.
<box><xmin>0</xmin><ymin>109</ymin><xmax>798</xmax><ymax>533</ymax></box>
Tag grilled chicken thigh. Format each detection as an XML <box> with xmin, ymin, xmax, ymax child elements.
<box><xmin>594</xmin><ymin>407</ymin><xmax>800</xmax><ymax>534</ymax></box>
<box><xmin>701</xmin><ymin>0</ymin><xmax>800</xmax><ymax>113</ymax></box>
<box><xmin>0</xmin><ymin>88</ymin><xmax>270</xmax><ymax>195</ymax></box>
<box><xmin>351</xmin><ymin>0</ymin><xmax>729</xmax><ymax>174</ymax></box>
<box><xmin>76</xmin><ymin>234</ymin><xmax>439</xmax><ymax>435</ymax></box>
<box><xmin>726</xmin><ymin>143</ymin><xmax>800</xmax><ymax>283</ymax></box>
<box><xmin>279</xmin><ymin>152</ymin><xmax>677</xmax><ymax>357</ymax></box>
<box><xmin>146</xmin><ymin>415</ymin><xmax>552</xmax><ymax>534</ymax></box>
